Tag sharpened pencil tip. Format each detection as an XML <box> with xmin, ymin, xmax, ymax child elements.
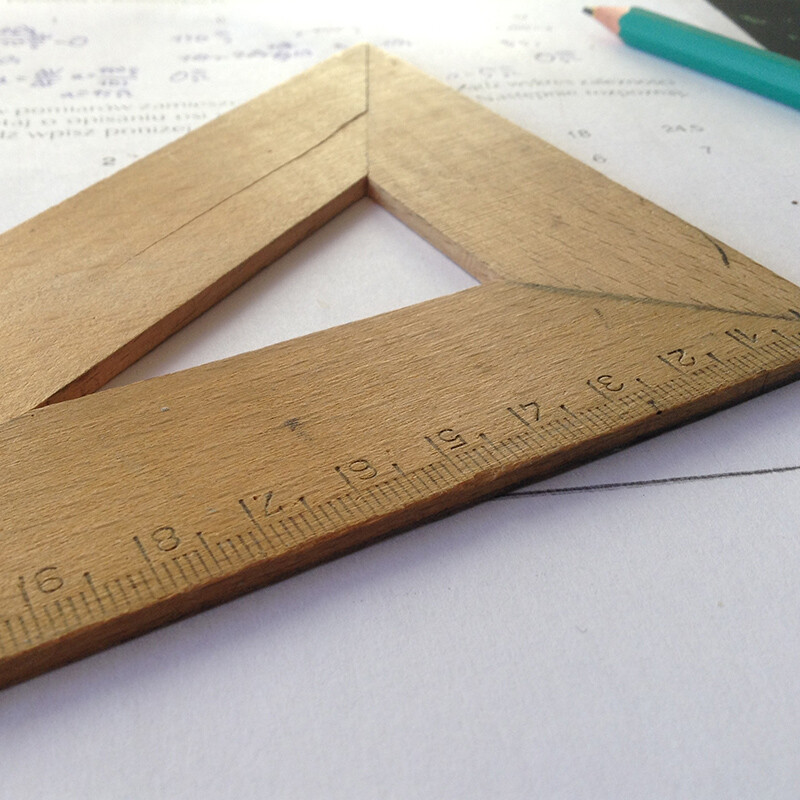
<box><xmin>583</xmin><ymin>7</ymin><xmax>594</xmax><ymax>15</ymax></box>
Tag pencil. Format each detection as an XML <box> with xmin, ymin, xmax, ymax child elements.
<box><xmin>584</xmin><ymin>6</ymin><xmax>800</xmax><ymax>111</ymax></box>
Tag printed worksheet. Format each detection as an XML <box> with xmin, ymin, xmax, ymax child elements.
<box><xmin>2</xmin><ymin>2</ymin><xmax>799</xmax><ymax>797</ymax></box>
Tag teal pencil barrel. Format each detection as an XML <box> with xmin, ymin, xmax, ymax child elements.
<box><xmin>619</xmin><ymin>8</ymin><xmax>800</xmax><ymax>110</ymax></box>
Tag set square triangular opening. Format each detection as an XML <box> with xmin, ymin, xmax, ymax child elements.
<box><xmin>3</xmin><ymin>44</ymin><xmax>798</xmax><ymax>422</ymax></box>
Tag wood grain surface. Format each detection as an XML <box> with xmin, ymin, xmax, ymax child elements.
<box><xmin>0</xmin><ymin>45</ymin><xmax>368</xmax><ymax>422</ymax></box>
<box><xmin>1</xmin><ymin>45</ymin><xmax>799</xmax><ymax>687</ymax></box>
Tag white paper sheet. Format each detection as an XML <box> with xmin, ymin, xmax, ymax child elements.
<box><xmin>2</xmin><ymin>2</ymin><xmax>799</xmax><ymax>797</ymax></box>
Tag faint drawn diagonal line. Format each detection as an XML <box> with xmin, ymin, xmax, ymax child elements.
<box><xmin>497</xmin><ymin>464</ymin><xmax>800</xmax><ymax>498</ymax></box>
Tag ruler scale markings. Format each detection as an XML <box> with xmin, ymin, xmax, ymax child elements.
<box><xmin>53</xmin><ymin>600</ymin><xmax>70</xmax><ymax>632</ymax></box>
<box><xmin>572</xmin><ymin>406</ymin><xmax>601</xmax><ymax>431</ymax></box>
<box><xmin>359</xmin><ymin>490</ymin><xmax>383</xmax><ymax>516</ymax></box>
<box><xmin>374</xmin><ymin>480</ymin><xmax>397</xmax><ymax>505</ymax></box>
<box><xmin>582</xmin><ymin>406</ymin><xmax>608</xmax><ymax>431</ymax></box>
<box><xmin>83</xmin><ymin>574</ymin><xmax>106</xmax><ymax>616</ymax></box>
<box><xmin>770</xmin><ymin>338</ymin><xmax>795</xmax><ymax>359</ymax></box>
<box><xmin>225</xmin><ymin>538</ymin><xmax>246</xmax><ymax>564</ymax></box>
<box><xmin>77</xmin><ymin>591</ymin><xmax>93</xmax><ymax>620</ymax></box>
<box><xmin>197</xmin><ymin>532</ymin><xmax>223</xmax><ymax>572</ymax></box>
<box><xmin>454</xmin><ymin>449</ymin><xmax>477</xmax><ymax>472</ymax></box>
<box><xmin>512</xmin><ymin>432</ymin><xmax>539</xmax><ymax>453</ymax></box>
<box><xmin>113</xmin><ymin>578</ymin><xmax>132</xmax><ymax>608</ymax></box>
<box><xmin>456</xmin><ymin>449</ymin><xmax>480</xmax><ymax>473</ymax></box>
<box><xmin>403</xmin><ymin>469</ymin><xmax>431</xmax><ymax>496</ymax></box>
<box><xmin>469</xmin><ymin>445</ymin><xmax>493</xmax><ymax>469</ymax></box>
<box><xmin>595</xmin><ymin>399</ymin><xmax>626</xmax><ymax>429</ymax></box>
<box><xmin>398</xmin><ymin>471</ymin><xmax>426</xmax><ymax>499</ymax></box>
<box><xmin>172</xmin><ymin>555</ymin><xmax>195</xmax><ymax>585</ymax></box>
<box><xmin>636</xmin><ymin>390</ymin><xmax>663</xmax><ymax>416</ymax></box>
<box><xmin>336</xmin><ymin>493</ymin><xmax>359</xmax><ymax>519</ymax></box>
<box><xmin>49</xmin><ymin>601</ymin><xmax>67</xmax><ymax>633</ymax></box>
<box><xmin>552</xmin><ymin>415</ymin><xmax>584</xmax><ymax>443</ymax></box>
<box><xmin>16</xmin><ymin>578</ymin><xmax>43</xmax><ymax>641</ymax></box>
<box><xmin>217</xmin><ymin>540</ymin><xmax>235</xmax><ymax>565</ymax></box>
<box><xmin>420</xmin><ymin>462</ymin><xmax>445</xmax><ymax>486</ymax></box>
<box><xmin>387</xmin><ymin>478</ymin><xmax>413</xmax><ymax>506</ymax></box>
<box><xmin>420</xmin><ymin>465</ymin><xmax>442</xmax><ymax>488</ymax></box>
<box><xmin>353</xmin><ymin>489</ymin><xmax>379</xmax><ymax>515</ymax></box>
<box><xmin>345</xmin><ymin>495</ymin><xmax>366</xmax><ymax>519</ymax></box>
<box><xmin>235</xmin><ymin>534</ymin><xmax>257</xmax><ymax>561</ymax></box>
<box><xmin>464</xmin><ymin>446</ymin><xmax>488</xmax><ymax>469</ymax></box>
<box><xmin>522</xmin><ymin>424</ymin><xmax>553</xmax><ymax>452</ymax></box>
<box><xmin>185</xmin><ymin>551</ymin><xmax>207</xmax><ymax>581</ymax></box>
<box><xmin>238</xmin><ymin>499</ymin><xmax>268</xmax><ymax>539</ymax></box>
<box><xmin>133</xmin><ymin>536</ymin><xmax>168</xmax><ymax>594</ymax></box>
<box><xmin>159</xmin><ymin>561</ymin><xmax>180</xmax><ymax>591</ymax></box>
<box><xmin>101</xmin><ymin>581</ymin><xmax>121</xmax><ymax>613</ymax></box>
<box><xmin>194</xmin><ymin>551</ymin><xmax>213</xmax><ymax>579</ymax></box>
<box><xmin>469</xmin><ymin>445</ymin><xmax>494</xmax><ymax>469</ymax></box>
<box><xmin>705</xmin><ymin>350</ymin><xmax>730</xmax><ymax>371</ymax></box>
<box><xmin>264</xmin><ymin>519</ymin><xmax>290</xmax><ymax>550</ymax></box>
<box><xmin>290</xmin><ymin>513</ymin><xmax>314</xmax><ymax>539</ymax></box>
<box><xmin>65</xmin><ymin>597</ymin><xmax>83</xmax><ymax>629</ymax></box>
<box><xmin>245</xmin><ymin>530</ymin><xmax>266</xmax><ymax>557</ymax></box>
<box><xmin>16</xmin><ymin>616</ymin><xmax>32</xmax><ymax>648</ymax></box>
<box><xmin>316</xmin><ymin>501</ymin><xmax>338</xmax><ymax>527</ymax></box>
<box><xmin>277</xmin><ymin>519</ymin><xmax>300</xmax><ymax>546</ymax></box>
<box><xmin>215</xmin><ymin>542</ymin><xmax>234</xmax><ymax>568</ymax></box>
<box><xmin>299</xmin><ymin>496</ymin><xmax>324</xmax><ymax>531</ymax></box>
<box><xmin>334</xmin><ymin>466</ymin><xmax>355</xmax><ymax>489</ymax></box>
<box><xmin>476</xmin><ymin>434</ymin><xmax>503</xmax><ymax>465</ymax></box>
<box><xmin>424</xmin><ymin>436</ymin><xmax>468</xmax><ymax>475</ymax></box>
<box><xmin>767</xmin><ymin>338</ymin><xmax>797</xmax><ymax>361</ymax></box>
<box><xmin>505</xmin><ymin>435</ymin><xmax>531</xmax><ymax>457</ymax></box>
<box><xmin>452</xmin><ymin>450</ymin><xmax>470</xmax><ymax>471</ymax></box>
<box><xmin>586</xmin><ymin>380</ymin><xmax>610</xmax><ymax>401</ymax></box>
<box><xmin>42</xmin><ymin>600</ymin><xmax>69</xmax><ymax>633</ymax></box>
<box><xmin>424</xmin><ymin>450</ymin><xmax>458</xmax><ymax>482</ymax></box>
<box><xmin>123</xmin><ymin>575</ymin><xmax>140</xmax><ymax>603</ymax></box>
<box><xmin>726</xmin><ymin>329</ymin><xmax>757</xmax><ymax>350</ymax></box>
<box><xmin>435</xmin><ymin>458</ymin><xmax>462</xmax><ymax>484</ymax></box>
<box><xmin>728</xmin><ymin>354</ymin><xmax>753</xmax><ymax>375</ymax></box>
<box><xmin>248</xmin><ymin>532</ymin><xmax>268</xmax><ymax>558</ymax></box>
<box><xmin>770</xmin><ymin>328</ymin><xmax>791</xmax><ymax>343</ymax></box>
<box><xmin>324</xmin><ymin>500</ymin><xmax>348</xmax><ymax>526</ymax></box>
<box><xmin>657</xmin><ymin>355</ymin><xmax>686</xmax><ymax>374</ymax></box>
<box><xmin>127</xmin><ymin>573</ymin><xmax>145</xmax><ymax>603</ymax></box>
<box><xmin>497</xmin><ymin>432</ymin><xmax>520</xmax><ymax>462</ymax></box>
<box><xmin>558</xmin><ymin>404</ymin><xmax>582</xmax><ymax>425</ymax></box>
<box><xmin>394</xmin><ymin>475</ymin><xmax>418</xmax><ymax>501</ymax></box>
<box><xmin>559</xmin><ymin>407</ymin><xmax>587</xmax><ymax>430</ymax></box>
<box><xmin>506</xmin><ymin>406</ymin><xmax>533</xmax><ymax>428</ymax></box>
<box><xmin>657</xmin><ymin>375</ymin><xmax>690</xmax><ymax>404</ymax></box>
<box><xmin>553</xmin><ymin>418</ymin><xmax>581</xmax><ymax>442</ymax></box>
<box><xmin>4</xmin><ymin>619</ymin><xmax>19</xmax><ymax>651</ymax></box>
<box><xmin>42</xmin><ymin>604</ymin><xmax>59</xmax><ymax>635</ymax></box>
<box><xmin>406</xmin><ymin>467</ymin><xmax>436</xmax><ymax>490</ymax></box>
<box><xmin>580</xmin><ymin>405</ymin><xmax>610</xmax><ymax>430</ymax></box>
<box><xmin>366</xmin><ymin>485</ymin><xmax>387</xmax><ymax>509</ymax></box>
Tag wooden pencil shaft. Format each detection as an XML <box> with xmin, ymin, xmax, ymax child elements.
<box><xmin>591</xmin><ymin>6</ymin><xmax>800</xmax><ymax>110</ymax></box>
